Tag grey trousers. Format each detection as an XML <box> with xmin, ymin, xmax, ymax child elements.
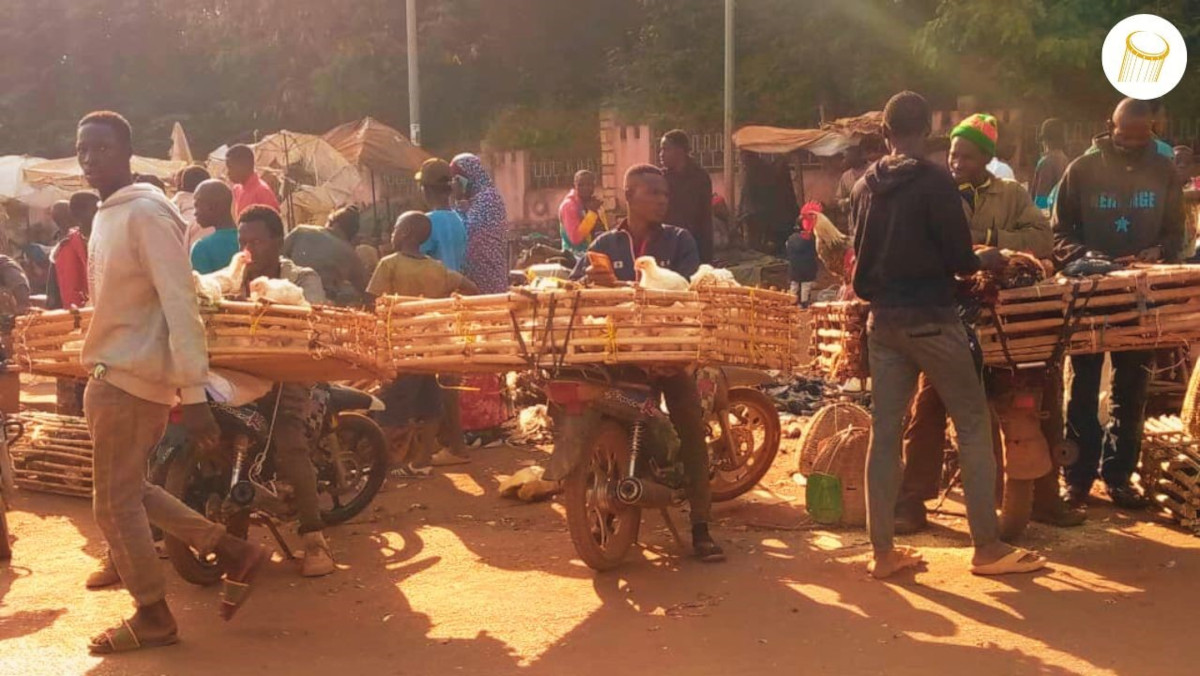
<box><xmin>86</xmin><ymin>379</ymin><xmax>225</xmax><ymax>607</ymax></box>
<box><xmin>867</xmin><ymin>316</ymin><xmax>999</xmax><ymax>553</ymax></box>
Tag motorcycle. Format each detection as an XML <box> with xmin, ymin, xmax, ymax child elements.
<box><xmin>541</xmin><ymin>365</ymin><xmax>780</xmax><ymax>571</ymax></box>
<box><xmin>0</xmin><ymin>411</ymin><xmax>24</xmax><ymax>561</ymax></box>
<box><xmin>158</xmin><ymin>383</ymin><xmax>389</xmax><ymax>585</ymax></box>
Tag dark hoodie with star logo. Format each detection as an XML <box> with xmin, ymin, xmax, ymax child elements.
<box><xmin>1051</xmin><ymin>133</ymin><xmax>1184</xmax><ymax>268</ymax></box>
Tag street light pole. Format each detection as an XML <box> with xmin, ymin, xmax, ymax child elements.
<box><xmin>407</xmin><ymin>0</ymin><xmax>421</xmax><ymax>146</ymax></box>
<box><xmin>723</xmin><ymin>0</ymin><xmax>735</xmax><ymax>210</ymax></box>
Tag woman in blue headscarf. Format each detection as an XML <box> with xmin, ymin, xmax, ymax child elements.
<box><xmin>450</xmin><ymin>154</ymin><xmax>509</xmax><ymax>294</ymax></box>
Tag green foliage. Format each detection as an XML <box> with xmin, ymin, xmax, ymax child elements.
<box><xmin>0</xmin><ymin>0</ymin><xmax>1193</xmax><ymax>160</ymax></box>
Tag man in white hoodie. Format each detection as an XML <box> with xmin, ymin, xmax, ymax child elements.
<box><xmin>77</xmin><ymin>111</ymin><xmax>268</xmax><ymax>655</ymax></box>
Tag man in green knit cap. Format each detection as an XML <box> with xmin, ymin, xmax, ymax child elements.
<box><xmin>895</xmin><ymin>113</ymin><xmax>1083</xmax><ymax>538</ymax></box>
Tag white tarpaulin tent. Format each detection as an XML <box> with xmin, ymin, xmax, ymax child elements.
<box><xmin>209</xmin><ymin>130</ymin><xmax>361</xmax><ymax>227</ymax></box>
<box><xmin>22</xmin><ymin>156</ymin><xmax>187</xmax><ymax>195</ymax></box>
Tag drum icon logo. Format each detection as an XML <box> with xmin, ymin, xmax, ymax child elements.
<box><xmin>1103</xmin><ymin>14</ymin><xmax>1187</xmax><ymax>99</ymax></box>
<box><xmin>1119</xmin><ymin>31</ymin><xmax>1169</xmax><ymax>83</ymax></box>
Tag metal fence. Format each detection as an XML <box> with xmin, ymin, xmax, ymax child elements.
<box><xmin>528</xmin><ymin>157</ymin><xmax>601</xmax><ymax>190</ymax></box>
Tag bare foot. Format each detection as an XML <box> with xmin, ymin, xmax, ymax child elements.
<box><xmin>869</xmin><ymin>546</ymin><xmax>923</xmax><ymax>579</ymax></box>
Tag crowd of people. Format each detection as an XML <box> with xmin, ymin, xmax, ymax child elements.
<box><xmin>12</xmin><ymin>86</ymin><xmax>1197</xmax><ymax>655</ymax></box>
<box><xmin>851</xmin><ymin>92</ymin><xmax>1186</xmax><ymax>578</ymax></box>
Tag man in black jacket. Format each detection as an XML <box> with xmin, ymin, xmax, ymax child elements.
<box><xmin>1052</xmin><ymin>98</ymin><xmax>1185</xmax><ymax>510</ymax></box>
<box><xmin>852</xmin><ymin>91</ymin><xmax>1044</xmax><ymax>578</ymax></box>
<box><xmin>661</xmin><ymin>129</ymin><xmax>715</xmax><ymax>264</ymax></box>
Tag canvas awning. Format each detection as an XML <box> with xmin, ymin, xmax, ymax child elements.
<box><xmin>22</xmin><ymin>156</ymin><xmax>186</xmax><ymax>194</ymax></box>
<box><xmin>323</xmin><ymin>117</ymin><xmax>430</xmax><ymax>174</ymax></box>
<box><xmin>733</xmin><ymin>111</ymin><xmax>884</xmax><ymax>157</ymax></box>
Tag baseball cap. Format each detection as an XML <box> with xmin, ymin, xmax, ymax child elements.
<box><xmin>416</xmin><ymin>158</ymin><xmax>453</xmax><ymax>186</ymax></box>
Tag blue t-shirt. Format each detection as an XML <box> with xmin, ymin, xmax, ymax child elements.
<box><xmin>191</xmin><ymin>228</ymin><xmax>241</xmax><ymax>274</ymax></box>
<box><xmin>421</xmin><ymin>209</ymin><xmax>467</xmax><ymax>273</ymax></box>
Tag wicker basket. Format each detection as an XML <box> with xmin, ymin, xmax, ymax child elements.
<box><xmin>809</xmin><ymin>426</ymin><xmax>870</xmax><ymax>527</ymax></box>
<box><xmin>13</xmin><ymin>301</ymin><xmax>383</xmax><ymax>382</ymax></box>
<box><xmin>377</xmin><ymin>285</ymin><xmax>803</xmax><ymax>374</ymax></box>
<box><xmin>1141</xmin><ymin>416</ymin><xmax>1200</xmax><ymax>536</ymax></box>
<box><xmin>10</xmin><ymin>412</ymin><xmax>92</xmax><ymax>498</ymax></box>
<box><xmin>797</xmin><ymin>402</ymin><xmax>872</xmax><ymax>476</ymax></box>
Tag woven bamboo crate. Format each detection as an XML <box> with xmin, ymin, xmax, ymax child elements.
<box><xmin>13</xmin><ymin>308</ymin><xmax>92</xmax><ymax>378</ymax></box>
<box><xmin>979</xmin><ymin>265</ymin><xmax>1200</xmax><ymax>366</ymax></box>
<box><xmin>10</xmin><ymin>412</ymin><xmax>93</xmax><ymax>498</ymax></box>
<box><xmin>808</xmin><ymin>301</ymin><xmax>869</xmax><ymax>380</ymax></box>
<box><xmin>378</xmin><ymin>286</ymin><xmax>803</xmax><ymax>374</ymax></box>
<box><xmin>13</xmin><ymin>301</ymin><xmax>383</xmax><ymax>382</ymax></box>
<box><xmin>205</xmin><ymin>301</ymin><xmax>381</xmax><ymax>381</ymax></box>
<box><xmin>698</xmin><ymin>286</ymin><xmax>805</xmax><ymax>373</ymax></box>
<box><xmin>1141</xmin><ymin>416</ymin><xmax>1200</xmax><ymax>535</ymax></box>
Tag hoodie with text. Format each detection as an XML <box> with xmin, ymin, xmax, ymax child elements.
<box><xmin>1052</xmin><ymin>133</ymin><xmax>1184</xmax><ymax>267</ymax></box>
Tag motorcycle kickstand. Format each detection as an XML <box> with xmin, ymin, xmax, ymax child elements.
<box><xmin>259</xmin><ymin>517</ymin><xmax>298</xmax><ymax>561</ymax></box>
<box><xmin>658</xmin><ymin>508</ymin><xmax>686</xmax><ymax>553</ymax></box>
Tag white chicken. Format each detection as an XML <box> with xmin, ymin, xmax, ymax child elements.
<box><xmin>688</xmin><ymin>264</ymin><xmax>739</xmax><ymax>289</ymax></box>
<box><xmin>193</xmin><ymin>251</ymin><xmax>250</xmax><ymax>304</ymax></box>
<box><xmin>634</xmin><ymin>256</ymin><xmax>689</xmax><ymax>292</ymax></box>
<box><xmin>248</xmin><ymin>277</ymin><xmax>309</xmax><ymax>307</ymax></box>
<box><xmin>193</xmin><ymin>272</ymin><xmax>225</xmax><ymax>305</ymax></box>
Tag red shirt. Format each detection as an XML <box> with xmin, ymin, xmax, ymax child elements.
<box><xmin>233</xmin><ymin>173</ymin><xmax>280</xmax><ymax>216</ymax></box>
<box><xmin>53</xmin><ymin>229</ymin><xmax>88</xmax><ymax>308</ymax></box>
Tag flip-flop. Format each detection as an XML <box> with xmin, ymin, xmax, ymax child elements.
<box><xmin>970</xmin><ymin>548</ymin><xmax>1047</xmax><ymax>576</ymax></box>
<box><xmin>88</xmin><ymin>619</ymin><xmax>178</xmax><ymax>655</ymax></box>
<box><xmin>220</xmin><ymin>544</ymin><xmax>269</xmax><ymax>621</ymax></box>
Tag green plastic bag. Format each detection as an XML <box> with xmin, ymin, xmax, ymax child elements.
<box><xmin>806</xmin><ymin>472</ymin><xmax>844</xmax><ymax>525</ymax></box>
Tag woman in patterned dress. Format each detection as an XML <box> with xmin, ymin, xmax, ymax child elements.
<box><xmin>450</xmin><ymin>154</ymin><xmax>509</xmax><ymax>294</ymax></box>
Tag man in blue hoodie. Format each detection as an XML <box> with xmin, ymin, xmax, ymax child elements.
<box><xmin>852</xmin><ymin>91</ymin><xmax>1045</xmax><ymax>579</ymax></box>
<box><xmin>1052</xmin><ymin>98</ymin><xmax>1185</xmax><ymax>510</ymax></box>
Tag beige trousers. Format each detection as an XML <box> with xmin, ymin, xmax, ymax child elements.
<box><xmin>86</xmin><ymin>379</ymin><xmax>225</xmax><ymax>607</ymax></box>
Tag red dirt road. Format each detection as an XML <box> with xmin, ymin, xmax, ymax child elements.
<box><xmin>2</xmin><ymin>441</ymin><xmax>1198</xmax><ymax>676</ymax></box>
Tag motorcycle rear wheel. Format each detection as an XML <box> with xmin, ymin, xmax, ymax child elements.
<box><xmin>563</xmin><ymin>420</ymin><xmax>641</xmax><ymax>572</ymax></box>
<box><xmin>709</xmin><ymin>388</ymin><xmax>782</xmax><ymax>502</ymax></box>
<box><xmin>319</xmin><ymin>412</ymin><xmax>388</xmax><ymax>525</ymax></box>
<box><xmin>1000</xmin><ymin>478</ymin><xmax>1035</xmax><ymax>543</ymax></box>
<box><xmin>163</xmin><ymin>447</ymin><xmax>233</xmax><ymax>587</ymax></box>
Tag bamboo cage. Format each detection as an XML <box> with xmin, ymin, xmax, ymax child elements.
<box><xmin>977</xmin><ymin>266</ymin><xmax>1200</xmax><ymax>366</ymax></box>
<box><xmin>809</xmin><ymin>266</ymin><xmax>1200</xmax><ymax>380</ymax></box>
<box><xmin>9</xmin><ymin>412</ymin><xmax>93</xmax><ymax>498</ymax></box>
<box><xmin>1142</xmin><ymin>416</ymin><xmax>1200</xmax><ymax>536</ymax></box>
<box><xmin>808</xmin><ymin>301</ymin><xmax>869</xmax><ymax>380</ymax></box>
<box><xmin>13</xmin><ymin>301</ymin><xmax>385</xmax><ymax>382</ymax></box>
<box><xmin>377</xmin><ymin>285</ymin><xmax>805</xmax><ymax>374</ymax></box>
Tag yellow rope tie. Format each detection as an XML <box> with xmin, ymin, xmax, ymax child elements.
<box><xmin>604</xmin><ymin>314</ymin><xmax>619</xmax><ymax>363</ymax></box>
<box><xmin>249</xmin><ymin>304</ymin><xmax>269</xmax><ymax>337</ymax></box>
<box><xmin>436</xmin><ymin>373</ymin><xmax>482</xmax><ymax>392</ymax></box>
<box><xmin>454</xmin><ymin>298</ymin><xmax>477</xmax><ymax>356</ymax></box>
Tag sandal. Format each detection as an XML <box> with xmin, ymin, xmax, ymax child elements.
<box><xmin>88</xmin><ymin>619</ymin><xmax>178</xmax><ymax>655</ymax></box>
<box><xmin>970</xmin><ymin>548</ymin><xmax>1047</xmax><ymax>576</ymax></box>
<box><xmin>220</xmin><ymin>544</ymin><xmax>269</xmax><ymax>621</ymax></box>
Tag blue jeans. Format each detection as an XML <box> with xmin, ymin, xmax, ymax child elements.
<box><xmin>867</xmin><ymin>314</ymin><xmax>999</xmax><ymax>553</ymax></box>
<box><xmin>1063</xmin><ymin>351</ymin><xmax>1152</xmax><ymax>492</ymax></box>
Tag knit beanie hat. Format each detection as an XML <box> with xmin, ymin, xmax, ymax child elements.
<box><xmin>950</xmin><ymin>114</ymin><xmax>999</xmax><ymax>157</ymax></box>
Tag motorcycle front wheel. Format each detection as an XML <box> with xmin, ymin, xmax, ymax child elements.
<box><xmin>318</xmin><ymin>412</ymin><xmax>388</xmax><ymax>526</ymax></box>
<box><xmin>163</xmin><ymin>447</ymin><xmax>238</xmax><ymax>586</ymax></box>
<box><xmin>708</xmin><ymin>388</ymin><xmax>782</xmax><ymax>502</ymax></box>
<box><xmin>563</xmin><ymin>420</ymin><xmax>641</xmax><ymax>571</ymax></box>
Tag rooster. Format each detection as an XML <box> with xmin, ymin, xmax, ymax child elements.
<box><xmin>802</xmin><ymin>201</ymin><xmax>853</xmax><ymax>282</ymax></box>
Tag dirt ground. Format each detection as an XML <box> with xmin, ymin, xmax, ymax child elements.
<box><xmin>2</xmin><ymin>434</ymin><xmax>1199</xmax><ymax>676</ymax></box>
